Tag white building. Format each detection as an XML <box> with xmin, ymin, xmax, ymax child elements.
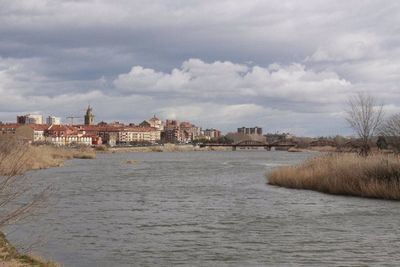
<box><xmin>26</xmin><ymin>114</ymin><xmax>43</xmax><ymax>124</ymax></box>
<box><xmin>46</xmin><ymin>116</ymin><xmax>61</xmax><ymax>125</ymax></box>
<box><xmin>14</xmin><ymin>124</ymin><xmax>48</xmax><ymax>143</ymax></box>
<box><xmin>118</xmin><ymin>127</ymin><xmax>161</xmax><ymax>144</ymax></box>
<box><xmin>46</xmin><ymin>135</ymin><xmax>92</xmax><ymax>146</ymax></box>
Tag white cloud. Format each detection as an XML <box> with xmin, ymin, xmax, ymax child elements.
<box><xmin>114</xmin><ymin>58</ymin><xmax>352</xmax><ymax>105</ymax></box>
<box><xmin>307</xmin><ymin>33</ymin><xmax>381</xmax><ymax>62</ymax></box>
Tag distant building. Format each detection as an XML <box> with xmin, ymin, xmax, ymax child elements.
<box><xmin>46</xmin><ymin>116</ymin><xmax>61</xmax><ymax>125</ymax></box>
<box><xmin>84</xmin><ymin>105</ymin><xmax>95</xmax><ymax>125</ymax></box>
<box><xmin>190</xmin><ymin>126</ymin><xmax>203</xmax><ymax>140</ymax></box>
<box><xmin>165</xmin><ymin>119</ymin><xmax>179</xmax><ymax>128</ymax></box>
<box><xmin>162</xmin><ymin>120</ymin><xmax>180</xmax><ymax>143</ymax></box>
<box><xmin>117</xmin><ymin>126</ymin><xmax>161</xmax><ymax>144</ymax></box>
<box><xmin>265</xmin><ymin>133</ymin><xmax>293</xmax><ymax>144</ymax></box>
<box><xmin>139</xmin><ymin>120</ymin><xmax>151</xmax><ymax>128</ymax></box>
<box><xmin>17</xmin><ymin>114</ymin><xmax>43</xmax><ymax>125</ymax></box>
<box><xmin>147</xmin><ymin>115</ymin><xmax>163</xmax><ymax>130</ymax></box>
<box><xmin>46</xmin><ymin>135</ymin><xmax>92</xmax><ymax>146</ymax></box>
<box><xmin>47</xmin><ymin>124</ymin><xmax>78</xmax><ymax>137</ymax></box>
<box><xmin>108</xmin><ymin>121</ymin><xmax>125</xmax><ymax>127</ymax></box>
<box><xmin>16</xmin><ymin>116</ymin><xmax>26</xmax><ymax>124</ymax></box>
<box><xmin>226</xmin><ymin>132</ymin><xmax>267</xmax><ymax>144</ymax></box>
<box><xmin>46</xmin><ymin>124</ymin><xmax>93</xmax><ymax>146</ymax></box>
<box><xmin>237</xmin><ymin>126</ymin><xmax>262</xmax><ymax>135</ymax></box>
<box><xmin>0</xmin><ymin>123</ymin><xmax>20</xmax><ymax>136</ymax></box>
<box><xmin>79</xmin><ymin>125</ymin><xmax>122</xmax><ymax>146</ymax></box>
<box><xmin>179</xmin><ymin>121</ymin><xmax>195</xmax><ymax>143</ymax></box>
<box><xmin>204</xmin><ymin>128</ymin><xmax>221</xmax><ymax>139</ymax></box>
<box><xmin>15</xmin><ymin>124</ymin><xmax>48</xmax><ymax>143</ymax></box>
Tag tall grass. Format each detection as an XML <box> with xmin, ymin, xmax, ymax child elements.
<box><xmin>0</xmin><ymin>137</ymin><xmax>95</xmax><ymax>176</ymax></box>
<box><xmin>268</xmin><ymin>153</ymin><xmax>400</xmax><ymax>200</ymax></box>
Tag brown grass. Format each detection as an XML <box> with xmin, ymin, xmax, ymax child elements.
<box><xmin>0</xmin><ymin>137</ymin><xmax>95</xmax><ymax>176</ymax></box>
<box><xmin>0</xmin><ymin>232</ymin><xmax>58</xmax><ymax>267</ymax></box>
<box><xmin>267</xmin><ymin>153</ymin><xmax>400</xmax><ymax>200</ymax></box>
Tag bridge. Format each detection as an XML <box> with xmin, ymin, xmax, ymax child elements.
<box><xmin>199</xmin><ymin>140</ymin><xmax>296</xmax><ymax>151</ymax></box>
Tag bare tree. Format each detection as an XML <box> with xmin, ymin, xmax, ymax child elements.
<box><xmin>380</xmin><ymin>113</ymin><xmax>400</xmax><ymax>152</ymax></box>
<box><xmin>346</xmin><ymin>92</ymin><xmax>384</xmax><ymax>156</ymax></box>
<box><xmin>0</xmin><ymin>137</ymin><xmax>49</xmax><ymax>228</ymax></box>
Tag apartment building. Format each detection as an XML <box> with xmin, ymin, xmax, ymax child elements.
<box><xmin>204</xmin><ymin>128</ymin><xmax>221</xmax><ymax>139</ymax></box>
<box><xmin>118</xmin><ymin>127</ymin><xmax>161</xmax><ymax>144</ymax></box>
<box><xmin>46</xmin><ymin>135</ymin><xmax>92</xmax><ymax>146</ymax></box>
<box><xmin>237</xmin><ymin>126</ymin><xmax>263</xmax><ymax>135</ymax></box>
<box><xmin>17</xmin><ymin>114</ymin><xmax>43</xmax><ymax>124</ymax></box>
<box><xmin>46</xmin><ymin>116</ymin><xmax>61</xmax><ymax>125</ymax></box>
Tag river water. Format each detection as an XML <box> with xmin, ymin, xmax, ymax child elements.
<box><xmin>6</xmin><ymin>151</ymin><xmax>400</xmax><ymax>266</ymax></box>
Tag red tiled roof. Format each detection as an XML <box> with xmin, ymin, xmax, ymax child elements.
<box><xmin>27</xmin><ymin>124</ymin><xmax>49</xmax><ymax>131</ymax></box>
<box><xmin>79</xmin><ymin>125</ymin><xmax>124</xmax><ymax>132</ymax></box>
<box><xmin>48</xmin><ymin>125</ymin><xmax>75</xmax><ymax>131</ymax></box>
<box><xmin>120</xmin><ymin>127</ymin><xmax>158</xmax><ymax>132</ymax></box>
<box><xmin>0</xmin><ymin>123</ymin><xmax>20</xmax><ymax>129</ymax></box>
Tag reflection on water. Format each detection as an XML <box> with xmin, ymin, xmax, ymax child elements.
<box><xmin>7</xmin><ymin>151</ymin><xmax>400</xmax><ymax>266</ymax></box>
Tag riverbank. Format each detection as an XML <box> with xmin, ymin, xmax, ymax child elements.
<box><xmin>1</xmin><ymin>143</ymin><xmax>230</xmax><ymax>176</ymax></box>
<box><xmin>288</xmin><ymin>146</ymin><xmax>337</xmax><ymax>153</ymax></box>
<box><xmin>0</xmin><ymin>141</ymin><xmax>96</xmax><ymax>176</ymax></box>
<box><xmin>267</xmin><ymin>153</ymin><xmax>400</xmax><ymax>200</ymax></box>
<box><xmin>103</xmin><ymin>144</ymin><xmax>231</xmax><ymax>153</ymax></box>
<box><xmin>0</xmin><ymin>232</ymin><xmax>57</xmax><ymax>267</ymax></box>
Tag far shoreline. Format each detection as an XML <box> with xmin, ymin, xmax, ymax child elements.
<box><xmin>100</xmin><ymin>144</ymin><xmax>231</xmax><ymax>153</ymax></box>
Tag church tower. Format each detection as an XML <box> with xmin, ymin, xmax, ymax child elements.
<box><xmin>84</xmin><ymin>105</ymin><xmax>95</xmax><ymax>125</ymax></box>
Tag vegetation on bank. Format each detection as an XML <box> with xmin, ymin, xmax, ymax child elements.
<box><xmin>268</xmin><ymin>153</ymin><xmax>400</xmax><ymax>200</ymax></box>
<box><xmin>0</xmin><ymin>232</ymin><xmax>57</xmax><ymax>267</ymax></box>
<box><xmin>0</xmin><ymin>137</ymin><xmax>95</xmax><ymax>176</ymax></box>
<box><xmin>267</xmin><ymin>93</ymin><xmax>400</xmax><ymax>200</ymax></box>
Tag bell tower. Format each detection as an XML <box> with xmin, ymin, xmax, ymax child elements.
<box><xmin>84</xmin><ymin>105</ymin><xmax>95</xmax><ymax>125</ymax></box>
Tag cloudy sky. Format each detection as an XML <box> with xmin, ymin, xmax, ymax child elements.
<box><xmin>1</xmin><ymin>0</ymin><xmax>399</xmax><ymax>136</ymax></box>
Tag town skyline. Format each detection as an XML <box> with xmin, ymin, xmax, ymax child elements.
<box><xmin>1</xmin><ymin>105</ymin><xmax>292</xmax><ymax>137</ymax></box>
<box><xmin>3</xmin><ymin>106</ymin><xmax>276</xmax><ymax>146</ymax></box>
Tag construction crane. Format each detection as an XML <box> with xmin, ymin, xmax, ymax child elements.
<box><xmin>66</xmin><ymin>116</ymin><xmax>81</xmax><ymax>125</ymax></box>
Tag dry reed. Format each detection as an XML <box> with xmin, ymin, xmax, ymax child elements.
<box><xmin>0</xmin><ymin>137</ymin><xmax>95</xmax><ymax>176</ymax></box>
<box><xmin>268</xmin><ymin>153</ymin><xmax>400</xmax><ymax>200</ymax></box>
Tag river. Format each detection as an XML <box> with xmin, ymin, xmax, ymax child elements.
<box><xmin>6</xmin><ymin>151</ymin><xmax>400</xmax><ymax>266</ymax></box>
